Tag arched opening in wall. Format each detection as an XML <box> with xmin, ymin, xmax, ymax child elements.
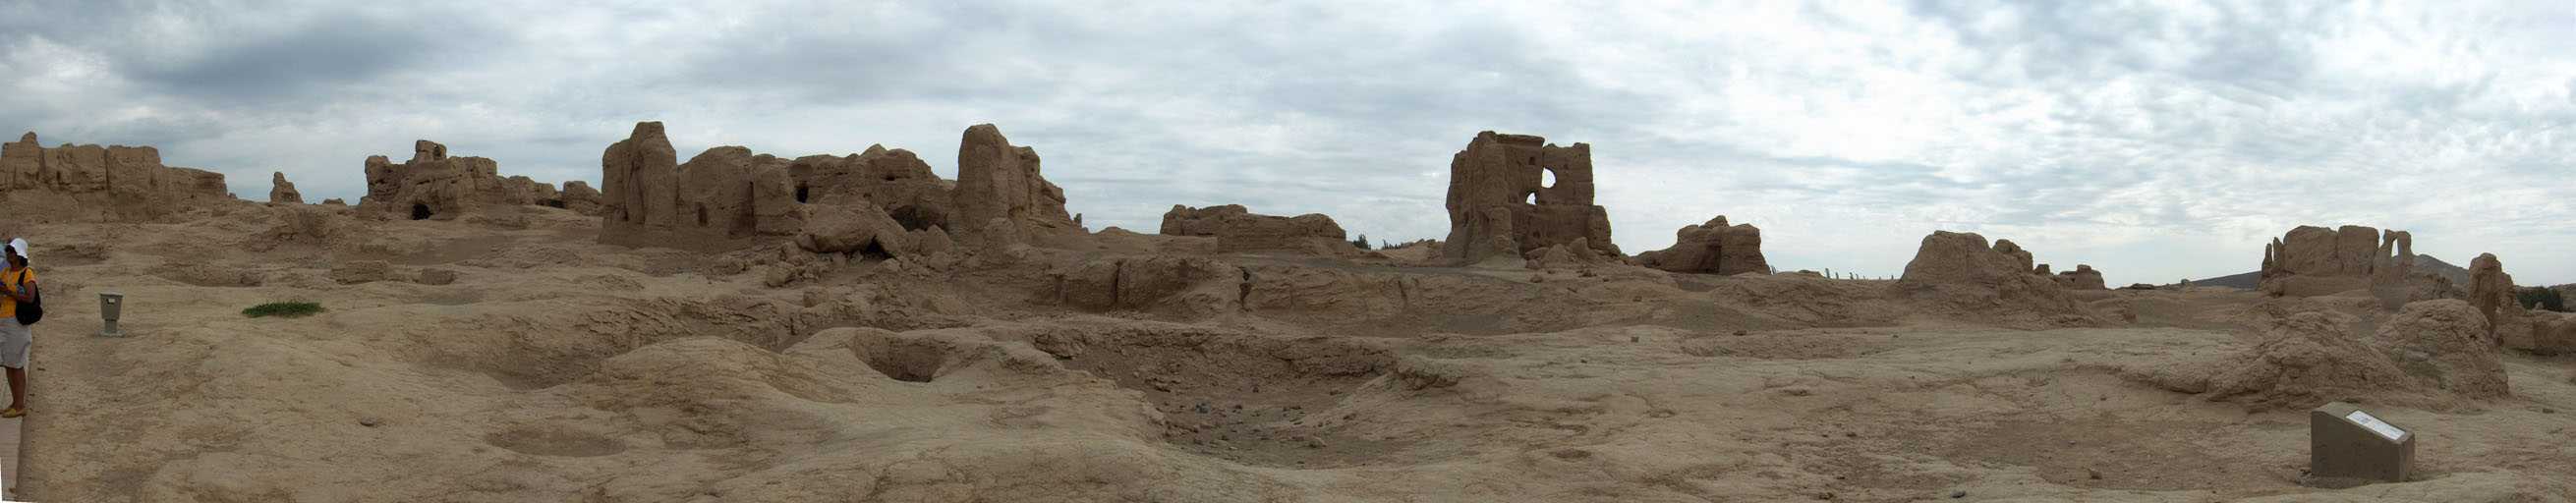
<box><xmin>858</xmin><ymin>239</ymin><xmax>894</xmax><ymax>261</ymax></box>
<box><xmin>1522</xmin><ymin>192</ymin><xmax>1535</xmax><ymax>205</ymax></box>
<box><xmin>411</xmin><ymin>203</ymin><xmax>433</xmax><ymax>221</ymax></box>
<box><xmin>1540</xmin><ymin>168</ymin><xmax>1556</xmax><ymax>190</ymax></box>
<box><xmin>795</xmin><ymin>184</ymin><xmax>810</xmax><ymax>203</ymax></box>
<box><xmin>887</xmin><ymin>205</ymin><xmax>946</xmax><ymax>232</ymax></box>
<box><xmin>696</xmin><ymin>204</ymin><xmax>710</xmax><ymax>227</ymax></box>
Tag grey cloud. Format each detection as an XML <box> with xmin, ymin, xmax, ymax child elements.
<box><xmin>4</xmin><ymin>3</ymin><xmax>513</xmax><ymax>106</ymax></box>
<box><xmin>1906</xmin><ymin>0</ymin><xmax>2327</xmax><ymax>93</ymax></box>
<box><xmin>124</xmin><ymin>14</ymin><xmax>459</xmax><ymax>103</ymax></box>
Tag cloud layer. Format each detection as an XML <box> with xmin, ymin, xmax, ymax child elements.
<box><xmin>4</xmin><ymin>0</ymin><xmax>2570</xmax><ymax>285</ymax></box>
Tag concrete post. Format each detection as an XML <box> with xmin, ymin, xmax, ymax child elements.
<box><xmin>98</xmin><ymin>292</ymin><xmax>125</xmax><ymax>337</ymax></box>
<box><xmin>2309</xmin><ymin>401</ymin><xmax>2413</xmax><ymax>488</ymax></box>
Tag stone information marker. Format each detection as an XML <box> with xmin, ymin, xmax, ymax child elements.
<box><xmin>2309</xmin><ymin>401</ymin><xmax>2414</xmax><ymax>488</ymax></box>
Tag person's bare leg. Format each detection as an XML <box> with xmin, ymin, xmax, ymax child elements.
<box><xmin>4</xmin><ymin>366</ymin><xmax>22</xmax><ymax>411</ymax></box>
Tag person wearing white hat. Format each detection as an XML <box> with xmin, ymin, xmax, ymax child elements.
<box><xmin>0</xmin><ymin>238</ymin><xmax>33</xmax><ymax>418</ymax></box>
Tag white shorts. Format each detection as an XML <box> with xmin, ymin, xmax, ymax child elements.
<box><xmin>0</xmin><ymin>318</ymin><xmax>28</xmax><ymax>369</ymax></box>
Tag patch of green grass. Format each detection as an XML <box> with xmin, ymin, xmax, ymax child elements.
<box><xmin>243</xmin><ymin>302</ymin><xmax>324</xmax><ymax>318</ymax></box>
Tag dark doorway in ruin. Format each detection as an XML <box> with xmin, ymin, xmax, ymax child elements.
<box><xmin>696</xmin><ymin>204</ymin><xmax>710</xmax><ymax>227</ymax></box>
<box><xmin>887</xmin><ymin>205</ymin><xmax>945</xmax><ymax>232</ymax></box>
<box><xmin>858</xmin><ymin>239</ymin><xmax>894</xmax><ymax>260</ymax></box>
<box><xmin>411</xmin><ymin>203</ymin><xmax>432</xmax><ymax>220</ymax></box>
<box><xmin>794</xmin><ymin>184</ymin><xmax>809</xmax><ymax>203</ymax></box>
<box><xmin>540</xmin><ymin>199</ymin><xmax>566</xmax><ymax>209</ymax></box>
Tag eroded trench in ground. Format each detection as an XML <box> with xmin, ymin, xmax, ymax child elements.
<box><xmin>1775</xmin><ymin>370</ymin><xmax>2316</xmax><ymax>499</ymax></box>
<box><xmin>448</xmin><ymin>296</ymin><xmax>849</xmax><ymax>391</ymax></box>
<box><xmin>1043</xmin><ymin>331</ymin><xmax>1414</xmax><ymax>469</ymax></box>
<box><xmin>451</xmin><ymin>284</ymin><xmax>1435</xmax><ymax>470</ymax></box>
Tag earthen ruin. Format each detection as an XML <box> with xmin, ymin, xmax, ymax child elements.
<box><xmin>0</xmin><ymin>132</ymin><xmax>234</xmax><ymax>221</ymax></box>
<box><xmin>269</xmin><ymin>172</ymin><xmax>304</xmax><ymax>204</ymax></box>
<box><xmin>1218</xmin><ymin>214</ymin><xmax>1347</xmax><ymax>254</ymax></box>
<box><xmin>2049</xmin><ymin>264</ymin><xmax>2105</xmax><ymax>290</ymax></box>
<box><xmin>1441</xmin><ymin>132</ymin><xmax>1617</xmax><ymax>265</ymax></box>
<box><xmin>1893</xmin><ymin>231</ymin><xmax>2089</xmax><ymax>323</ymax></box>
<box><xmin>558</xmin><ymin>181</ymin><xmax>603</xmax><ymax>214</ymax></box>
<box><xmin>2259</xmin><ymin>225</ymin><xmax>2424</xmax><ymax>298</ymax></box>
<box><xmin>2467</xmin><ymin>253</ymin><xmax>2531</xmax><ymax>345</ymax></box>
<box><xmin>953</xmin><ymin>124</ymin><xmax>1082</xmax><ymax>240</ymax></box>
<box><xmin>1520</xmin><ymin>238</ymin><xmax>1615</xmax><ymax>270</ymax></box>
<box><xmin>600</xmin><ymin>122</ymin><xmax>1076</xmax><ymax>255</ymax></box>
<box><xmin>1159</xmin><ymin>204</ymin><xmax>1352</xmax><ymax>254</ymax></box>
<box><xmin>1160</xmin><ymin>204</ymin><xmax>1250</xmax><ymax>236</ymax></box>
<box><xmin>787</xmin><ymin>145</ymin><xmax>954</xmax><ymax>231</ymax></box>
<box><xmin>360</xmin><ymin>140</ymin><xmax>587</xmax><ymax>220</ymax></box>
<box><xmin>22</xmin><ymin>123</ymin><xmax>2576</xmax><ymax>502</ymax></box>
<box><xmin>1633</xmin><ymin>215</ymin><xmax>1768</xmax><ymax>275</ymax></box>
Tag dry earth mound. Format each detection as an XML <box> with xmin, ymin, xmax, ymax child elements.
<box><xmin>2152</xmin><ymin>301</ymin><xmax>2511</xmax><ymax>410</ymax></box>
<box><xmin>2186</xmin><ymin>311</ymin><xmax>2422</xmax><ymax>408</ymax></box>
<box><xmin>2375</xmin><ymin>299</ymin><xmax>2512</xmax><ymax>398</ymax></box>
<box><xmin>1892</xmin><ymin>231</ymin><xmax>2098</xmax><ymax>327</ymax></box>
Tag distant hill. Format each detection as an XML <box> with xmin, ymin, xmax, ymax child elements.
<box><xmin>2415</xmin><ymin>254</ymin><xmax>2473</xmax><ymax>286</ymax></box>
<box><xmin>2188</xmin><ymin>270</ymin><xmax>2261</xmax><ymax>290</ymax></box>
<box><xmin>2178</xmin><ymin>254</ymin><xmax>2471</xmax><ymax>290</ymax></box>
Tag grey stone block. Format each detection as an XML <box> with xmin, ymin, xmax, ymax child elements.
<box><xmin>2309</xmin><ymin>401</ymin><xmax>2414</xmax><ymax>488</ymax></box>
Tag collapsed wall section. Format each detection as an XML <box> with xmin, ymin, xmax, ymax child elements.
<box><xmin>1634</xmin><ymin>215</ymin><xmax>1768</xmax><ymax>275</ymax></box>
<box><xmin>599</xmin><ymin>121</ymin><xmax>1076</xmax><ymax>254</ymax></box>
<box><xmin>0</xmin><ymin>132</ymin><xmax>235</xmax><ymax>221</ymax></box>
<box><xmin>359</xmin><ymin>140</ymin><xmax>598</xmax><ymax>219</ymax></box>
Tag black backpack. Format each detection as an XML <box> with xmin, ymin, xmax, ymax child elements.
<box><xmin>13</xmin><ymin>269</ymin><xmax>37</xmax><ymax>325</ymax></box>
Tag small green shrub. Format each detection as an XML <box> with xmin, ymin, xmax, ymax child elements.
<box><xmin>244</xmin><ymin>302</ymin><xmax>325</xmax><ymax>318</ymax></box>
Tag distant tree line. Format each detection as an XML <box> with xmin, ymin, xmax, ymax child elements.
<box><xmin>2516</xmin><ymin>286</ymin><xmax>2567</xmax><ymax>312</ymax></box>
<box><xmin>1359</xmin><ymin>236</ymin><xmax>1442</xmax><ymax>252</ymax></box>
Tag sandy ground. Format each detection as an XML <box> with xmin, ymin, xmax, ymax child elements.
<box><xmin>4</xmin><ymin>414</ymin><xmax>17</xmax><ymax>499</ymax></box>
<box><xmin>8</xmin><ymin>204</ymin><xmax>2575</xmax><ymax>502</ymax></box>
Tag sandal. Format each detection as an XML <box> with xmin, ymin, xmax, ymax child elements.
<box><xmin>1</xmin><ymin>407</ymin><xmax>24</xmax><ymax>419</ymax></box>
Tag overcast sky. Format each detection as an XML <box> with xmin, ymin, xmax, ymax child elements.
<box><xmin>3</xmin><ymin>1</ymin><xmax>2570</xmax><ymax>285</ymax></box>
